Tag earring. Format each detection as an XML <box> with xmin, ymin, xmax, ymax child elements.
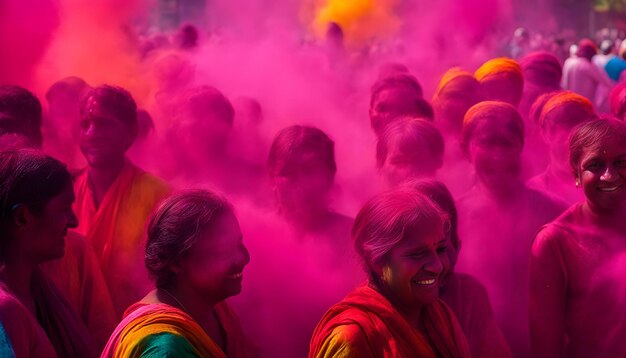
<box><xmin>575</xmin><ymin>181</ymin><xmax>580</xmax><ymax>188</ymax></box>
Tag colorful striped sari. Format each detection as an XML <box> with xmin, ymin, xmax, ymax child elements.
<box><xmin>102</xmin><ymin>302</ymin><xmax>257</xmax><ymax>358</ymax></box>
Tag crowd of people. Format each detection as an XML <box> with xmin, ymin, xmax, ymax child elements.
<box><xmin>1</xmin><ymin>19</ymin><xmax>626</xmax><ymax>358</ymax></box>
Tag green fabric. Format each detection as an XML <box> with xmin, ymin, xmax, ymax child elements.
<box><xmin>0</xmin><ymin>323</ymin><xmax>15</xmax><ymax>358</ymax></box>
<box><xmin>137</xmin><ymin>332</ymin><xmax>200</xmax><ymax>358</ymax></box>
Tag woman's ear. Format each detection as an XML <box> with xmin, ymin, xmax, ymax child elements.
<box><xmin>10</xmin><ymin>204</ymin><xmax>29</xmax><ymax>228</ymax></box>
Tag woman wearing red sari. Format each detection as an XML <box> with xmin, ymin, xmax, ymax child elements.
<box><xmin>309</xmin><ymin>189</ymin><xmax>470</xmax><ymax>357</ymax></box>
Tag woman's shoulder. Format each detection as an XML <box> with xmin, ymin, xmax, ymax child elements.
<box><xmin>532</xmin><ymin>203</ymin><xmax>584</xmax><ymax>253</ymax></box>
<box><xmin>0</xmin><ymin>288</ymin><xmax>55</xmax><ymax>358</ymax></box>
<box><xmin>313</xmin><ymin>322</ymin><xmax>374</xmax><ymax>358</ymax></box>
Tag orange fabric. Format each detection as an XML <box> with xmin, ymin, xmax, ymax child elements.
<box><xmin>434</xmin><ymin>67</ymin><xmax>480</xmax><ymax>99</ymax></box>
<box><xmin>73</xmin><ymin>160</ymin><xmax>171</xmax><ymax>316</ymax></box>
<box><xmin>308</xmin><ymin>285</ymin><xmax>470</xmax><ymax>358</ymax></box>
<box><xmin>42</xmin><ymin>231</ymin><xmax>118</xmax><ymax>350</ymax></box>
<box><xmin>539</xmin><ymin>91</ymin><xmax>595</xmax><ymax>128</ymax></box>
<box><xmin>102</xmin><ymin>301</ymin><xmax>257</xmax><ymax>358</ymax></box>
<box><xmin>475</xmin><ymin>57</ymin><xmax>523</xmax><ymax>83</ymax></box>
<box><xmin>462</xmin><ymin>101</ymin><xmax>524</xmax><ymax>153</ymax></box>
<box><xmin>529</xmin><ymin>91</ymin><xmax>561</xmax><ymax>125</ymax></box>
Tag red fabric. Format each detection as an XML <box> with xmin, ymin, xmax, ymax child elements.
<box><xmin>73</xmin><ymin>161</ymin><xmax>170</xmax><ymax>315</ymax></box>
<box><xmin>309</xmin><ymin>285</ymin><xmax>470</xmax><ymax>358</ymax></box>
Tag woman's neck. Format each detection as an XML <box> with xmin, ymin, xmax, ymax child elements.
<box><xmin>582</xmin><ymin>200</ymin><xmax>626</xmax><ymax>232</ymax></box>
<box><xmin>282</xmin><ymin>205</ymin><xmax>329</xmax><ymax>234</ymax></box>
<box><xmin>158</xmin><ymin>285</ymin><xmax>224</xmax><ymax>348</ymax></box>
<box><xmin>479</xmin><ymin>180</ymin><xmax>524</xmax><ymax>206</ymax></box>
<box><xmin>369</xmin><ymin>280</ymin><xmax>423</xmax><ymax>330</ymax></box>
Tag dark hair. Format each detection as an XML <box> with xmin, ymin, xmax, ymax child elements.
<box><xmin>267</xmin><ymin>125</ymin><xmax>336</xmax><ymax>177</ymax></box>
<box><xmin>406</xmin><ymin>180</ymin><xmax>459</xmax><ymax>249</ymax></box>
<box><xmin>79</xmin><ymin>85</ymin><xmax>138</xmax><ymax>130</ymax></box>
<box><xmin>45</xmin><ymin>76</ymin><xmax>90</xmax><ymax>102</ymax></box>
<box><xmin>137</xmin><ymin>109</ymin><xmax>155</xmax><ymax>140</ymax></box>
<box><xmin>326</xmin><ymin>22</ymin><xmax>344</xmax><ymax>42</ymax></box>
<box><xmin>177</xmin><ymin>24</ymin><xmax>199</xmax><ymax>50</ymax></box>
<box><xmin>370</xmin><ymin>73</ymin><xmax>423</xmax><ymax>109</ymax></box>
<box><xmin>576</xmin><ymin>39</ymin><xmax>597</xmax><ymax>61</ymax></box>
<box><xmin>146</xmin><ymin>190</ymin><xmax>233</xmax><ymax>289</ymax></box>
<box><xmin>377</xmin><ymin>62</ymin><xmax>410</xmax><ymax>80</ymax></box>
<box><xmin>0</xmin><ymin>85</ymin><xmax>43</xmax><ymax>147</ymax></box>
<box><xmin>529</xmin><ymin>91</ymin><xmax>560</xmax><ymax>125</ymax></box>
<box><xmin>186</xmin><ymin>86</ymin><xmax>235</xmax><ymax>127</ymax></box>
<box><xmin>376</xmin><ymin>117</ymin><xmax>444</xmax><ymax>170</ymax></box>
<box><xmin>0</xmin><ymin>149</ymin><xmax>72</xmax><ymax>227</ymax></box>
<box><xmin>569</xmin><ymin>117</ymin><xmax>626</xmax><ymax>175</ymax></box>
<box><xmin>352</xmin><ymin>189</ymin><xmax>447</xmax><ymax>279</ymax></box>
<box><xmin>414</xmin><ymin>98</ymin><xmax>435</xmax><ymax>121</ymax></box>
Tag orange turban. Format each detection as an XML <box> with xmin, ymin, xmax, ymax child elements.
<box><xmin>539</xmin><ymin>91</ymin><xmax>595</xmax><ymax>129</ymax></box>
<box><xmin>434</xmin><ymin>67</ymin><xmax>483</xmax><ymax>100</ymax></box>
<box><xmin>461</xmin><ymin>101</ymin><xmax>524</xmax><ymax>153</ymax></box>
<box><xmin>474</xmin><ymin>58</ymin><xmax>524</xmax><ymax>106</ymax></box>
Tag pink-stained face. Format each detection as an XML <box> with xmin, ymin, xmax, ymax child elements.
<box><xmin>380</xmin><ymin>141</ymin><xmax>437</xmax><ymax>188</ymax></box>
<box><xmin>468</xmin><ymin>118</ymin><xmax>523</xmax><ymax>194</ymax></box>
<box><xmin>544</xmin><ymin>103</ymin><xmax>593</xmax><ymax>174</ymax></box>
<box><xmin>24</xmin><ymin>181</ymin><xmax>78</xmax><ymax>262</ymax></box>
<box><xmin>79</xmin><ymin>102</ymin><xmax>134</xmax><ymax>168</ymax></box>
<box><xmin>181</xmin><ymin>211</ymin><xmax>250</xmax><ymax>301</ymax></box>
<box><xmin>435</xmin><ymin>83</ymin><xmax>483</xmax><ymax>133</ymax></box>
<box><xmin>437</xmin><ymin>229</ymin><xmax>459</xmax><ymax>289</ymax></box>
<box><xmin>578</xmin><ymin>137</ymin><xmax>626</xmax><ymax>212</ymax></box>
<box><xmin>382</xmin><ymin>222</ymin><xmax>448</xmax><ymax>309</ymax></box>
<box><xmin>370</xmin><ymin>87</ymin><xmax>421</xmax><ymax>135</ymax></box>
<box><xmin>272</xmin><ymin>150</ymin><xmax>334</xmax><ymax>214</ymax></box>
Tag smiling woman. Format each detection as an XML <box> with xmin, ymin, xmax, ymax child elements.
<box><xmin>309</xmin><ymin>189</ymin><xmax>470</xmax><ymax>358</ymax></box>
<box><xmin>530</xmin><ymin>117</ymin><xmax>626</xmax><ymax>357</ymax></box>
<box><xmin>102</xmin><ymin>190</ymin><xmax>257</xmax><ymax>358</ymax></box>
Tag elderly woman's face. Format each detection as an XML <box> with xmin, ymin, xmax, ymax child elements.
<box><xmin>181</xmin><ymin>211</ymin><xmax>250</xmax><ymax>302</ymax></box>
<box><xmin>370</xmin><ymin>87</ymin><xmax>421</xmax><ymax>135</ymax></box>
<box><xmin>381</xmin><ymin>221</ymin><xmax>448</xmax><ymax>308</ymax></box>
